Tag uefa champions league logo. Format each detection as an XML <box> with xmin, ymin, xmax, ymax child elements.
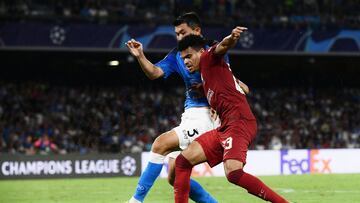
<box><xmin>50</xmin><ymin>26</ymin><xmax>66</xmax><ymax>45</ymax></box>
<box><xmin>121</xmin><ymin>156</ymin><xmax>137</xmax><ymax>176</ymax></box>
<box><xmin>239</xmin><ymin>31</ymin><xmax>254</xmax><ymax>48</ymax></box>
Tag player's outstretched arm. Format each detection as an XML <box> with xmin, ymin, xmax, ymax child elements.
<box><xmin>126</xmin><ymin>39</ymin><xmax>164</xmax><ymax>80</ymax></box>
<box><xmin>214</xmin><ymin>26</ymin><xmax>247</xmax><ymax>55</ymax></box>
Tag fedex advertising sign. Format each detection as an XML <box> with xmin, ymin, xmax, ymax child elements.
<box><xmin>280</xmin><ymin>149</ymin><xmax>331</xmax><ymax>175</ymax></box>
<box><xmin>142</xmin><ymin>149</ymin><xmax>360</xmax><ymax>177</ymax></box>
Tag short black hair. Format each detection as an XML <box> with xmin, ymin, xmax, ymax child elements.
<box><xmin>178</xmin><ymin>34</ymin><xmax>206</xmax><ymax>51</ymax></box>
<box><xmin>173</xmin><ymin>12</ymin><xmax>201</xmax><ymax>29</ymax></box>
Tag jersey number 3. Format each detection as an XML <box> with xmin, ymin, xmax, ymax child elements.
<box><xmin>224</xmin><ymin>137</ymin><xmax>233</xmax><ymax>150</ymax></box>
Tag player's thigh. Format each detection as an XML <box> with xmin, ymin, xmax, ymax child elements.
<box><xmin>221</xmin><ymin>134</ymin><xmax>249</xmax><ymax>165</ymax></box>
<box><xmin>221</xmin><ymin>122</ymin><xmax>256</xmax><ymax>175</ymax></box>
<box><xmin>152</xmin><ymin>130</ymin><xmax>180</xmax><ymax>155</ymax></box>
<box><xmin>182</xmin><ymin>141</ymin><xmax>208</xmax><ymax>166</ymax></box>
<box><xmin>194</xmin><ymin>129</ymin><xmax>224</xmax><ymax>167</ymax></box>
<box><xmin>174</xmin><ymin>108</ymin><xmax>217</xmax><ymax>150</ymax></box>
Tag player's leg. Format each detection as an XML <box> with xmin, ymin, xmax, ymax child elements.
<box><xmin>174</xmin><ymin>141</ymin><xmax>206</xmax><ymax>203</ymax></box>
<box><xmin>167</xmin><ymin>155</ymin><xmax>176</xmax><ymax>186</ymax></box>
<box><xmin>224</xmin><ymin>159</ymin><xmax>288</xmax><ymax>203</ymax></box>
<box><xmin>128</xmin><ymin>108</ymin><xmax>218</xmax><ymax>203</ymax></box>
<box><xmin>128</xmin><ymin>130</ymin><xmax>179</xmax><ymax>203</ymax></box>
<box><xmin>128</xmin><ymin>127</ymin><xmax>217</xmax><ymax>202</ymax></box>
<box><xmin>171</xmin><ymin>108</ymin><xmax>219</xmax><ymax>203</ymax></box>
<box><xmin>168</xmin><ymin>153</ymin><xmax>218</xmax><ymax>203</ymax></box>
<box><xmin>223</xmin><ymin>121</ymin><xmax>288</xmax><ymax>203</ymax></box>
<box><xmin>174</xmin><ymin>129</ymin><xmax>223</xmax><ymax>203</ymax></box>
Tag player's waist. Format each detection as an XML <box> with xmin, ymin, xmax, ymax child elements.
<box><xmin>219</xmin><ymin>119</ymin><xmax>257</xmax><ymax>135</ymax></box>
<box><xmin>184</xmin><ymin>99</ymin><xmax>209</xmax><ymax>110</ymax></box>
<box><xmin>183</xmin><ymin>106</ymin><xmax>211</xmax><ymax>116</ymax></box>
<box><xmin>218</xmin><ymin>108</ymin><xmax>256</xmax><ymax>121</ymax></box>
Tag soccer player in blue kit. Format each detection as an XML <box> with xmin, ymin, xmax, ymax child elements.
<box><xmin>124</xmin><ymin>12</ymin><xmax>248</xmax><ymax>203</ymax></box>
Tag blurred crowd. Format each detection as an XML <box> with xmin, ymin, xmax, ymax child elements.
<box><xmin>1</xmin><ymin>82</ymin><xmax>359</xmax><ymax>155</ymax></box>
<box><xmin>1</xmin><ymin>0</ymin><xmax>360</xmax><ymax>27</ymax></box>
<box><xmin>0</xmin><ymin>82</ymin><xmax>182</xmax><ymax>155</ymax></box>
<box><xmin>252</xmin><ymin>88</ymin><xmax>360</xmax><ymax>150</ymax></box>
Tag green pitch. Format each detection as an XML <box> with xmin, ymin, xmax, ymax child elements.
<box><xmin>1</xmin><ymin>174</ymin><xmax>360</xmax><ymax>203</ymax></box>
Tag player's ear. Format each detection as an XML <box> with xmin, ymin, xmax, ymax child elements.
<box><xmin>194</xmin><ymin>26</ymin><xmax>201</xmax><ymax>35</ymax></box>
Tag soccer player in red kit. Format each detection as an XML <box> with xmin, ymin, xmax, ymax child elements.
<box><xmin>175</xmin><ymin>27</ymin><xmax>289</xmax><ymax>203</ymax></box>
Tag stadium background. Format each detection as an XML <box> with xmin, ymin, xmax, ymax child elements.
<box><xmin>0</xmin><ymin>0</ymin><xmax>360</xmax><ymax>202</ymax></box>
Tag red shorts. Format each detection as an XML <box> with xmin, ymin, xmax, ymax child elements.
<box><xmin>195</xmin><ymin>119</ymin><xmax>257</xmax><ymax>167</ymax></box>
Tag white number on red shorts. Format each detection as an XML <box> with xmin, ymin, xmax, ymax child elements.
<box><xmin>224</xmin><ymin>137</ymin><xmax>233</xmax><ymax>150</ymax></box>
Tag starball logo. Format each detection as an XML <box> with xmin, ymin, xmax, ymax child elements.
<box><xmin>280</xmin><ymin>149</ymin><xmax>332</xmax><ymax>175</ymax></box>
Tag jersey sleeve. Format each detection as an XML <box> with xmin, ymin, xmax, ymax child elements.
<box><xmin>155</xmin><ymin>49</ymin><xmax>177</xmax><ymax>79</ymax></box>
<box><xmin>204</xmin><ymin>40</ymin><xmax>230</xmax><ymax>65</ymax></box>
<box><xmin>206</xmin><ymin>44</ymin><xmax>225</xmax><ymax>62</ymax></box>
<box><xmin>208</xmin><ymin>44</ymin><xmax>222</xmax><ymax>57</ymax></box>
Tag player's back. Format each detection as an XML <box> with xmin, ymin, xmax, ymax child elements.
<box><xmin>199</xmin><ymin>45</ymin><xmax>256</xmax><ymax>126</ymax></box>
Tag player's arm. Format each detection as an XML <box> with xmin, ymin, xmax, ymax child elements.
<box><xmin>214</xmin><ymin>26</ymin><xmax>247</xmax><ymax>55</ymax></box>
<box><xmin>235</xmin><ymin>78</ymin><xmax>250</xmax><ymax>95</ymax></box>
<box><xmin>126</xmin><ymin>39</ymin><xmax>164</xmax><ymax>80</ymax></box>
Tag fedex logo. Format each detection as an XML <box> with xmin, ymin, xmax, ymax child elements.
<box><xmin>280</xmin><ymin>150</ymin><xmax>331</xmax><ymax>175</ymax></box>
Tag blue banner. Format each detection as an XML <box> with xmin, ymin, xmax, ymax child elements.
<box><xmin>0</xmin><ymin>22</ymin><xmax>359</xmax><ymax>52</ymax></box>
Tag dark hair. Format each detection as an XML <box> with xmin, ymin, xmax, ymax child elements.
<box><xmin>173</xmin><ymin>12</ymin><xmax>201</xmax><ymax>29</ymax></box>
<box><xmin>178</xmin><ymin>34</ymin><xmax>206</xmax><ymax>51</ymax></box>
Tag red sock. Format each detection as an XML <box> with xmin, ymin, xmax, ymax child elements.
<box><xmin>174</xmin><ymin>154</ymin><xmax>193</xmax><ymax>203</ymax></box>
<box><xmin>227</xmin><ymin>169</ymin><xmax>288</xmax><ymax>203</ymax></box>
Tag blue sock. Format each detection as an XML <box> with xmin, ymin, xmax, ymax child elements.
<box><xmin>189</xmin><ymin>178</ymin><xmax>218</xmax><ymax>203</ymax></box>
<box><xmin>133</xmin><ymin>162</ymin><xmax>163</xmax><ymax>202</ymax></box>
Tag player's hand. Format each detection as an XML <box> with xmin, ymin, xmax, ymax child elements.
<box><xmin>235</xmin><ymin>78</ymin><xmax>250</xmax><ymax>95</ymax></box>
<box><xmin>125</xmin><ymin>39</ymin><xmax>143</xmax><ymax>58</ymax></box>
<box><xmin>231</xmin><ymin>26</ymin><xmax>247</xmax><ymax>41</ymax></box>
<box><xmin>210</xmin><ymin>108</ymin><xmax>218</xmax><ymax>122</ymax></box>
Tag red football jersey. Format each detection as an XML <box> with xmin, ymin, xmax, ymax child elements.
<box><xmin>199</xmin><ymin>45</ymin><xmax>256</xmax><ymax>127</ymax></box>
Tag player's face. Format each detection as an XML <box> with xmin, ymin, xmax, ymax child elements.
<box><xmin>175</xmin><ymin>23</ymin><xmax>201</xmax><ymax>41</ymax></box>
<box><xmin>181</xmin><ymin>47</ymin><xmax>204</xmax><ymax>73</ymax></box>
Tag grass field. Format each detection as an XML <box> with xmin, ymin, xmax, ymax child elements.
<box><xmin>1</xmin><ymin>174</ymin><xmax>360</xmax><ymax>203</ymax></box>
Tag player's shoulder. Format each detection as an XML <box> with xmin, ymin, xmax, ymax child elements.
<box><xmin>204</xmin><ymin>39</ymin><xmax>218</xmax><ymax>53</ymax></box>
<box><xmin>163</xmin><ymin>47</ymin><xmax>178</xmax><ymax>59</ymax></box>
<box><xmin>169</xmin><ymin>47</ymin><xmax>179</xmax><ymax>55</ymax></box>
<box><xmin>158</xmin><ymin>47</ymin><xmax>178</xmax><ymax>64</ymax></box>
<box><xmin>203</xmin><ymin>45</ymin><xmax>217</xmax><ymax>58</ymax></box>
<box><xmin>205</xmin><ymin>39</ymin><xmax>218</xmax><ymax>47</ymax></box>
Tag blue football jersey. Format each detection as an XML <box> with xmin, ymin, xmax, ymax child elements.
<box><xmin>155</xmin><ymin>47</ymin><xmax>229</xmax><ymax>110</ymax></box>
